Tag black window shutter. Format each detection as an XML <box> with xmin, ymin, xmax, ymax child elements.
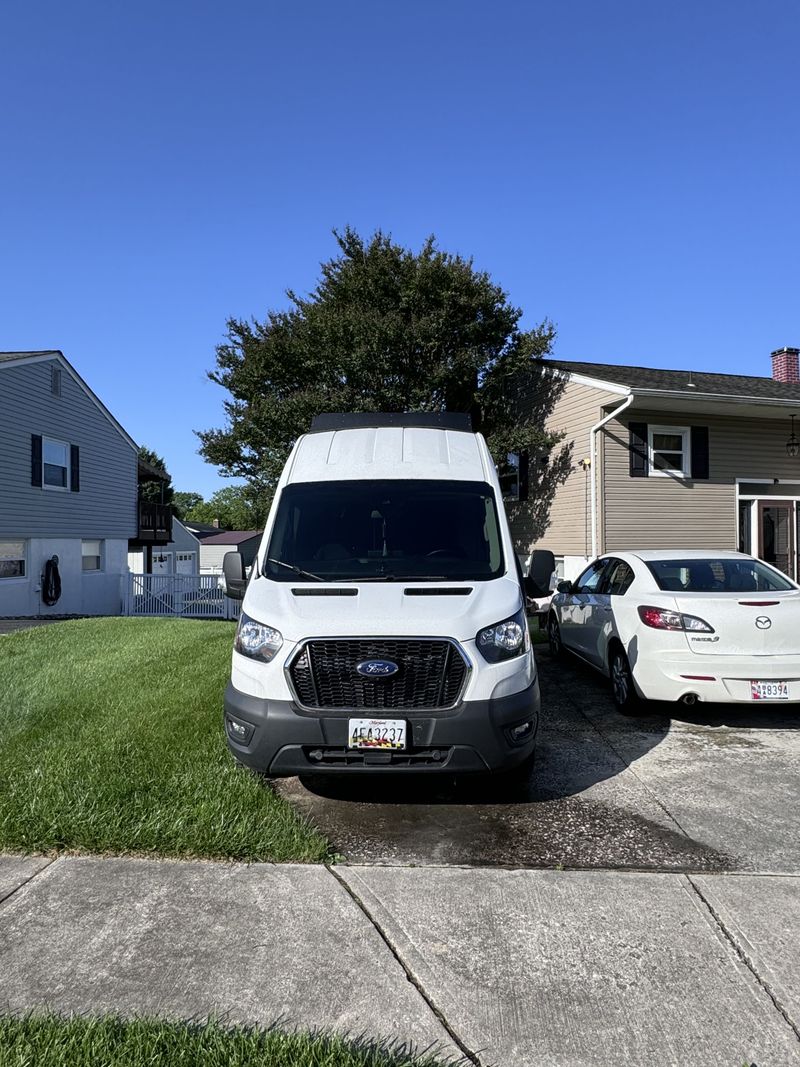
<box><xmin>691</xmin><ymin>426</ymin><xmax>709</xmax><ymax>480</ymax></box>
<box><xmin>519</xmin><ymin>451</ymin><xmax>529</xmax><ymax>502</ymax></box>
<box><xmin>629</xmin><ymin>422</ymin><xmax>649</xmax><ymax>477</ymax></box>
<box><xmin>31</xmin><ymin>434</ymin><xmax>43</xmax><ymax>487</ymax></box>
<box><xmin>70</xmin><ymin>445</ymin><xmax>80</xmax><ymax>492</ymax></box>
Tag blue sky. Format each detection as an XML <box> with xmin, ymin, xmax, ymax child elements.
<box><xmin>2</xmin><ymin>1</ymin><xmax>799</xmax><ymax>496</ymax></box>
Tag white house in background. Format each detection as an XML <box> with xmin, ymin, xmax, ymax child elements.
<box><xmin>0</xmin><ymin>350</ymin><xmax>138</xmax><ymax>617</ymax></box>
<box><xmin>127</xmin><ymin>518</ymin><xmax>200</xmax><ymax>576</ymax></box>
<box><xmin>198</xmin><ymin>530</ymin><xmax>262</xmax><ymax>574</ymax></box>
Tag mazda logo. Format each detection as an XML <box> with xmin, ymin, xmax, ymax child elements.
<box><xmin>755</xmin><ymin>616</ymin><xmax>772</xmax><ymax>630</ymax></box>
<box><xmin>356</xmin><ymin>659</ymin><xmax>399</xmax><ymax>677</ymax></box>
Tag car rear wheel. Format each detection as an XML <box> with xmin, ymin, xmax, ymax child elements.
<box><xmin>548</xmin><ymin>614</ymin><xmax>564</xmax><ymax>659</ymax></box>
<box><xmin>610</xmin><ymin>647</ymin><xmax>643</xmax><ymax>715</ymax></box>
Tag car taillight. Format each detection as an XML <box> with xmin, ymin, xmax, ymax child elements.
<box><xmin>638</xmin><ymin>606</ymin><xmax>715</xmax><ymax>633</ymax></box>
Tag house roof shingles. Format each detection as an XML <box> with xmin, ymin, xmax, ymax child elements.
<box><xmin>542</xmin><ymin>359</ymin><xmax>800</xmax><ymax>402</ymax></box>
<box><xmin>199</xmin><ymin>530</ymin><xmax>262</xmax><ymax>545</ymax></box>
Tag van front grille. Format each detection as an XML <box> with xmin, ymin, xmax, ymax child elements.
<box><xmin>288</xmin><ymin>639</ymin><xmax>468</xmax><ymax>710</ymax></box>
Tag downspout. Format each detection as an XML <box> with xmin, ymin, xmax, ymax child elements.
<box><xmin>589</xmin><ymin>393</ymin><xmax>633</xmax><ymax>559</ymax></box>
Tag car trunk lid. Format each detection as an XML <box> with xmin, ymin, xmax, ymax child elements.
<box><xmin>673</xmin><ymin>592</ymin><xmax>800</xmax><ymax>655</ymax></box>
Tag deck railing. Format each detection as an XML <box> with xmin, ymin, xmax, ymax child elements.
<box><xmin>137</xmin><ymin>501</ymin><xmax>173</xmax><ymax>542</ymax></box>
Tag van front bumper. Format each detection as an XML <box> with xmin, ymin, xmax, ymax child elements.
<box><xmin>224</xmin><ymin>675</ymin><xmax>540</xmax><ymax>776</ymax></box>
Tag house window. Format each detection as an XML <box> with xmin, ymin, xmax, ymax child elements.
<box><xmin>43</xmin><ymin>437</ymin><xmax>69</xmax><ymax>489</ymax></box>
<box><xmin>648</xmin><ymin>425</ymin><xmax>690</xmax><ymax>477</ymax></box>
<box><xmin>51</xmin><ymin>365</ymin><xmax>62</xmax><ymax>396</ymax></box>
<box><xmin>0</xmin><ymin>541</ymin><xmax>26</xmax><ymax>579</ymax></box>
<box><xmin>499</xmin><ymin>451</ymin><xmax>529</xmax><ymax>501</ymax></box>
<box><xmin>82</xmin><ymin>540</ymin><xmax>103</xmax><ymax>572</ymax></box>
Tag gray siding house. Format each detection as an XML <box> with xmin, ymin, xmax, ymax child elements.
<box><xmin>510</xmin><ymin>347</ymin><xmax>800</xmax><ymax>582</ymax></box>
<box><xmin>0</xmin><ymin>350</ymin><xmax>138</xmax><ymax>617</ymax></box>
<box><xmin>198</xmin><ymin>531</ymin><xmax>262</xmax><ymax>574</ymax></box>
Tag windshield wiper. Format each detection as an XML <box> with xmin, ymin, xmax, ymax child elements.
<box><xmin>266</xmin><ymin>558</ymin><xmax>325</xmax><ymax>582</ymax></box>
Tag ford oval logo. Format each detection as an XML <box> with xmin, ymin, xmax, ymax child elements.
<box><xmin>356</xmin><ymin>659</ymin><xmax>399</xmax><ymax>678</ymax></box>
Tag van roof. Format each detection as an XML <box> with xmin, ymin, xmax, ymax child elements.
<box><xmin>286</xmin><ymin>426</ymin><xmax>491</xmax><ymax>484</ymax></box>
<box><xmin>310</xmin><ymin>412</ymin><xmax>472</xmax><ymax>432</ymax></box>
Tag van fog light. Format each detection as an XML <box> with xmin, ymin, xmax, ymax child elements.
<box><xmin>476</xmin><ymin>608</ymin><xmax>528</xmax><ymax>662</ymax></box>
<box><xmin>507</xmin><ymin>720</ymin><xmax>534</xmax><ymax>745</ymax></box>
<box><xmin>226</xmin><ymin>717</ymin><xmax>254</xmax><ymax>744</ymax></box>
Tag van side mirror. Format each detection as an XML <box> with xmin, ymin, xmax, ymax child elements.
<box><xmin>222</xmin><ymin>551</ymin><xmax>247</xmax><ymax>600</ymax></box>
<box><xmin>556</xmin><ymin>579</ymin><xmax>573</xmax><ymax>594</ymax></box>
<box><xmin>527</xmin><ymin>549</ymin><xmax>556</xmax><ymax>599</ymax></box>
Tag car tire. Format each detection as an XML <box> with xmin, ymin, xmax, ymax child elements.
<box><xmin>610</xmin><ymin>646</ymin><xmax>643</xmax><ymax>715</ymax></box>
<box><xmin>548</xmin><ymin>614</ymin><xmax>564</xmax><ymax>659</ymax></box>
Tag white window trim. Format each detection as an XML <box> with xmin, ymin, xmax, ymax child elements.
<box><xmin>81</xmin><ymin>539</ymin><xmax>104</xmax><ymax>573</ymax></box>
<box><xmin>0</xmin><ymin>540</ymin><xmax>27</xmax><ymax>581</ymax></box>
<box><xmin>42</xmin><ymin>435</ymin><xmax>70</xmax><ymax>493</ymax></box>
<box><xmin>648</xmin><ymin>424</ymin><xmax>690</xmax><ymax>479</ymax></box>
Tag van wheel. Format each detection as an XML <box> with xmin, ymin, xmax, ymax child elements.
<box><xmin>610</xmin><ymin>647</ymin><xmax>642</xmax><ymax>715</ymax></box>
<box><xmin>548</xmin><ymin>615</ymin><xmax>564</xmax><ymax>659</ymax></box>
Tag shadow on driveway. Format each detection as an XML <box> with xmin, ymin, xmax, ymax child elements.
<box><xmin>276</xmin><ymin>648</ymin><xmax>736</xmax><ymax>871</ymax></box>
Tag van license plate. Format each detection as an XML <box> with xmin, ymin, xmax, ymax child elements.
<box><xmin>750</xmin><ymin>681</ymin><xmax>789</xmax><ymax>701</ymax></box>
<box><xmin>348</xmin><ymin>718</ymin><xmax>407</xmax><ymax>750</ymax></box>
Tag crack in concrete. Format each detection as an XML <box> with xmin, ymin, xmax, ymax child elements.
<box><xmin>0</xmin><ymin>857</ymin><xmax>57</xmax><ymax>907</ymax></box>
<box><xmin>686</xmin><ymin>875</ymin><xmax>800</xmax><ymax>1047</ymax></box>
<box><xmin>326</xmin><ymin>864</ymin><xmax>483</xmax><ymax>1066</ymax></box>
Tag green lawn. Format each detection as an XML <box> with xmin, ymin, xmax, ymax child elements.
<box><xmin>0</xmin><ymin>1015</ymin><xmax>456</xmax><ymax>1067</ymax></box>
<box><xmin>0</xmin><ymin>618</ymin><xmax>330</xmax><ymax>862</ymax></box>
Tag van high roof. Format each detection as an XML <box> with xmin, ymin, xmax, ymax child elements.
<box><xmin>286</xmin><ymin>420</ymin><xmax>491</xmax><ymax>485</ymax></box>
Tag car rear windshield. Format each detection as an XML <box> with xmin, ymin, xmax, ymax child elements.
<box><xmin>264</xmin><ymin>479</ymin><xmax>504</xmax><ymax>582</ymax></box>
<box><xmin>646</xmin><ymin>558</ymin><xmax>796</xmax><ymax>593</ymax></box>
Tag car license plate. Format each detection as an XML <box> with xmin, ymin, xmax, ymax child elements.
<box><xmin>750</xmin><ymin>680</ymin><xmax>789</xmax><ymax>701</ymax></box>
<box><xmin>348</xmin><ymin>718</ymin><xmax>407</xmax><ymax>750</ymax></box>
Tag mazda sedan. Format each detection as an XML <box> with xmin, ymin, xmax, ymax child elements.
<box><xmin>547</xmin><ymin>550</ymin><xmax>800</xmax><ymax>713</ymax></box>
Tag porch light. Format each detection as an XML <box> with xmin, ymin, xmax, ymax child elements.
<box><xmin>787</xmin><ymin>414</ymin><xmax>800</xmax><ymax>458</ymax></box>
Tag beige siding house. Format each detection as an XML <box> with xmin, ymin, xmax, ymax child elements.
<box><xmin>512</xmin><ymin>348</ymin><xmax>800</xmax><ymax>582</ymax></box>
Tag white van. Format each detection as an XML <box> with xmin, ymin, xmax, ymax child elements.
<box><xmin>221</xmin><ymin>413</ymin><xmax>540</xmax><ymax>778</ymax></box>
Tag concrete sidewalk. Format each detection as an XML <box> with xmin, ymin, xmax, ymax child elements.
<box><xmin>1</xmin><ymin>856</ymin><xmax>799</xmax><ymax>1066</ymax></box>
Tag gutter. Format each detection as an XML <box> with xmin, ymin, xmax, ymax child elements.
<box><xmin>589</xmin><ymin>393</ymin><xmax>633</xmax><ymax>559</ymax></box>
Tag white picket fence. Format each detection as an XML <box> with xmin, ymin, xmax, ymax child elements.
<box><xmin>124</xmin><ymin>574</ymin><xmax>239</xmax><ymax>620</ymax></box>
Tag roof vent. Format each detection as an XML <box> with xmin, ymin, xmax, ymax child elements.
<box><xmin>771</xmin><ymin>347</ymin><xmax>800</xmax><ymax>383</ymax></box>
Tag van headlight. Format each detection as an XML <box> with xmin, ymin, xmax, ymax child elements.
<box><xmin>476</xmin><ymin>607</ymin><xmax>528</xmax><ymax>663</ymax></box>
<box><xmin>234</xmin><ymin>612</ymin><xmax>283</xmax><ymax>662</ymax></box>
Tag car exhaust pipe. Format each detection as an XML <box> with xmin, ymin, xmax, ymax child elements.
<box><xmin>681</xmin><ymin>693</ymin><xmax>698</xmax><ymax>707</ymax></box>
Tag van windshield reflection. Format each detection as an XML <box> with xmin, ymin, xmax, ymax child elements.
<box><xmin>263</xmin><ymin>480</ymin><xmax>505</xmax><ymax>582</ymax></box>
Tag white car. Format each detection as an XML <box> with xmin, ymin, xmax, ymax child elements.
<box><xmin>547</xmin><ymin>550</ymin><xmax>800</xmax><ymax>713</ymax></box>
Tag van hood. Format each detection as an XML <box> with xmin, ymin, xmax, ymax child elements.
<box><xmin>242</xmin><ymin>576</ymin><xmax>523</xmax><ymax>644</ymax></box>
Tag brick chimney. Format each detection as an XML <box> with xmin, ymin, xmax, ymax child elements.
<box><xmin>771</xmin><ymin>347</ymin><xmax>800</xmax><ymax>383</ymax></box>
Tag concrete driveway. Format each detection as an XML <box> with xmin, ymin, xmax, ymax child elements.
<box><xmin>277</xmin><ymin>645</ymin><xmax>800</xmax><ymax>872</ymax></box>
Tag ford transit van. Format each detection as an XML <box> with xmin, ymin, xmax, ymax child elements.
<box><xmin>221</xmin><ymin>412</ymin><xmax>539</xmax><ymax>777</ymax></box>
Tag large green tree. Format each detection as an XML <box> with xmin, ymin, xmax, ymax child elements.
<box><xmin>198</xmin><ymin>227</ymin><xmax>562</xmax><ymax>498</ymax></box>
<box><xmin>184</xmin><ymin>485</ymin><xmax>267</xmax><ymax>530</ymax></box>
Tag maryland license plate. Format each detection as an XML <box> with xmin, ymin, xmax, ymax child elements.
<box><xmin>347</xmin><ymin>718</ymin><xmax>407</xmax><ymax>750</ymax></box>
<box><xmin>750</xmin><ymin>681</ymin><xmax>789</xmax><ymax>701</ymax></box>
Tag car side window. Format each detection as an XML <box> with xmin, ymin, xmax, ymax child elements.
<box><xmin>605</xmin><ymin>560</ymin><xmax>634</xmax><ymax>596</ymax></box>
<box><xmin>573</xmin><ymin>559</ymin><xmax>608</xmax><ymax>594</ymax></box>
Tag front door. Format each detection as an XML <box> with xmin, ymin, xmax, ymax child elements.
<box><xmin>758</xmin><ymin>501</ymin><xmax>794</xmax><ymax>580</ymax></box>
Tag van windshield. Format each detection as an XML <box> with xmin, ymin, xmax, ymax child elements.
<box><xmin>264</xmin><ymin>480</ymin><xmax>505</xmax><ymax>582</ymax></box>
